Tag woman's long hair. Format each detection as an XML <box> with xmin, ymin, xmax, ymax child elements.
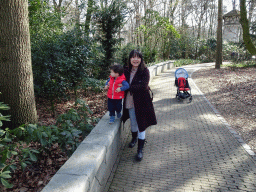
<box><xmin>128</xmin><ymin>50</ymin><xmax>146</xmax><ymax>71</ymax></box>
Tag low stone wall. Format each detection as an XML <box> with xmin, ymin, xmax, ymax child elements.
<box><xmin>41</xmin><ymin>60</ymin><xmax>174</xmax><ymax>192</ymax></box>
<box><xmin>148</xmin><ymin>61</ymin><xmax>174</xmax><ymax>84</ymax></box>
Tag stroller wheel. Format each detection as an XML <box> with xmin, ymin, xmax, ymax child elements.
<box><xmin>189</xmin><ymin>96</ymin><xmax>192</xmax><ymax>103</ymax></box>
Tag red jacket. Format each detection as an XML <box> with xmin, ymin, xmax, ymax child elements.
<box><xmin>107</xmin><ymin>74</ymin><xmax>126</xmax><ymax>99</ymax></box>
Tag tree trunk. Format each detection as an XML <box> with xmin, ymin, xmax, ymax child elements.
<box><xmin>53</xmin><ymin>0</ymin><xmax>63</xmax><ymax>22</ymax></box>
<box><xmin>240</xmin><ymin>0</ymin><xmax>256</xmax><ymax>55</ymax></box>
<box><xmin>208</xmin><ymin>0</ymin><xmax>216</xmax><ymax>37</ymax></box>
<box><xmin>215</xmin><ymin>0</ymin><xmax>222</xmax><ymax>69</ymax></box>
<box><xmin>135</xmin><ymin>0</ymin><xmax>140</xmax><ymax>46</ymax></box>
<box><xmin>181</xmin><ymin>0</ymin><xmax>187</xmax><ymax>27</ymax></box>
<box><xmin>85</xmin><ymin>0</ymin><xmax>94</xmax><ymax>37</ymax></box>
<box><xmin>0</xmin><ymin>0</ymin><xmax>37</xmax><ymax>128</ymax></box>
<box><xmin>168</xmin><ymin>0</ymin><xmax>179</xmax><ymax>25</ymax></box>
<box><xmin>248</xmin><ymin>0</ymin><xmax>256</xmax><ymax>24</ymax></box>
<box><xmin>197</xmin><ymin>2</ymin><xmax>208</xmax><ymax>40</ymax></box>
<box><xmin>53</xmin><ymin>0</ymin><xmax>63</xmax><ymax>13</ymax></box>
<box><xmin>75</xmin><ymin>0</ymin><xmax>80</xmax><ymax>31</ymax></box>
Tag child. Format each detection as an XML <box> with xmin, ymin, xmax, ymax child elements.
<box><xmin>104</xmin><ymin>64</ymin><xmax>129</xmax><ymax>124</ymax></box>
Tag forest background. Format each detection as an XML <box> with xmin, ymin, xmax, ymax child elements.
<box><xmin>0</xmin><ymin>0</ymin><xmax>256</xmax><ymax>191</ymax></box>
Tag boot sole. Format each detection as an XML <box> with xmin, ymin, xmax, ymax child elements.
<box><xmin>136</xmin><ymin>155</ymin><xmax>143</xmax><ymax>161</ymax></box>
<box><xmin>129</xmin><ymin>142</ymin><xmax>136</xmax><ymax>148</ymax></box>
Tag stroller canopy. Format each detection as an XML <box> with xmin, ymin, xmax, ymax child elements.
<box><xmin>175</xmin><ymin>68</ymin><xmax>189</xmax><ymax>79</ymax></box>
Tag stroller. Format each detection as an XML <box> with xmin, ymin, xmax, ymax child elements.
<box><xmin>174</xmin><ymin>68</ymin><xmax>192</xmax><ymax>102</ymax></box>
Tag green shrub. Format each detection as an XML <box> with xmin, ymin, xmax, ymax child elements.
<box><xmin>223</xmin><ymin>42</ymin><xmax>251</xmax><ymax>62</ymax></box>
<box><xmin>0</xmin><ymin>100</ymin><xmax>13</xmax><ymax>189</ymax></box>
<box><xmin>82</xmin><ymin>78</ymin><xmax>105</xmax><ymax>94</ymax></box>
<box><xmin>116</xmin><ymin>43</ymin><xmax>159</xmax><ymax>65</ymax></box>
<box><xmin>115</xmin><ymin>43</ymin><xmax>137</xmax><ymax>66</ymax></box>
<box><xmin>141</xmin><ymin>46</ymin><xmax>158</xmax><ymax>64</ymax></box>
<box><xmin>0</xmin><ymin>98</ymin><xmax>96</xmax><ymax>189</ymax></box>
<box><xmin>223</xmin><ymin>60</ymin><xmax>256</xmax><ymax>68</ymax></box>
<box><xmin>55</xmin><ymin>99</ymin><xmax>94</xmax><ymax>155</ymax></box>
<box><xmin>32</xmin><ymin>30</ymin><xmax>91</xmax><ymax>104</ymax></box>
<box><xmin>174</xmin><ymin>59</ymin><xmax>201</xmax><ymax>67</ymax></box>
<box><xmin>0</xmin><ymin>101</ymin><xmax>39</xmax><ymax>189</ymax></box>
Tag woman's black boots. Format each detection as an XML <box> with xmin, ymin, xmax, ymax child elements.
<box><xmin>129</xmin><ymin>132</ymin><xmax>138</xmax><ymax>148</ymax></box>
<box><xmin>137</xmin><ymin>139</ymin><xmax>145</xmax><ymax>161</ymax></box>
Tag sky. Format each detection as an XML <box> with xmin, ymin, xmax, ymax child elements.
<box><xmin>223</xmin><ymin>0</ymin><xmax>239</xmax><ymax>13</ymax></box>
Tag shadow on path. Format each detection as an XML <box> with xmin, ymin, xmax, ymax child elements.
<box><xmin>108</xmin><ymin>64</ymin><xmax>256</xmax><ymax>192</ymax></box>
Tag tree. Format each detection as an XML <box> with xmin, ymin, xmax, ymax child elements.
<box><xmin>138</xmin><ymin>10</ymin><xmax>180</xmax><ymax>61</ymax></box>
<box><xmin>248</xmin><ymin>0</ymin><xmax>256</xmax><ymax>24</ymax></box>
<box><xmin>0</xmin><ymin>0</ymin><xmax>37</xmax><ymax>128</ymax></box>
<box><xmin>168</xmin><ymin>0</ymin><xmax>180</xmax><ymax>25</ymax></box>
<box><xmin>85</xmin><ymin>0</ymin><xmax>95</xmax><ymax>37</ymax></box>
<box><xmin>215</xmin><ymin>0</ymin><xmax>222</xmax><ymax>68</ymax></box>
<box><xmin>94</xmin><ymin>0</ymin><xmax>127</xmax><ymax>78</ymax></box>
<box><xmin>28</xmin><ymin>0</ymin><xmax>63</xmax><ymax>40</ymax></box>
<box><xmin>240</xmin><ymin>0</ymin><xmax>256</xmax><ymax>55</ymax></box>
<box><xmin>208</xmin><ymin>0</ymin><xmax>217</xmax><ymax>37</ymax></box>
<box><xmin>196</xmin><ymin>1</ymin><xmax>209</xmax><ymax>40</ymax></box>
<box><xmin>75</xmin><ymin>0</ymin><xmax>80</xmax><ymax>31</ymax></box>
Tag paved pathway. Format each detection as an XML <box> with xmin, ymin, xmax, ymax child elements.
<box><xmin>107</xmin><ymin>63</ymin><xmax>256</xmax><ymax>192</ymax></box>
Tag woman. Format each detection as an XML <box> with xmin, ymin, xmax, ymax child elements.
<box><xmin>122</xmin><ymin>50</ymin><xmax>157</xmax><ymax>161</ymax></box>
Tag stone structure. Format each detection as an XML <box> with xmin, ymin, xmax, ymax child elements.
<box><xmin>223</xmin><ymin>9</ymin><xmax>243</xmax><ymax>43</ymax></box>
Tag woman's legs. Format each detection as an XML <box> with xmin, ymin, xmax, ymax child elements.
<box><xmin>137</xmin><ymin>131</ymin><xmax>146</xmax><ymax>161</ymax></box>
<box><xmin>128</xmin><ymin>108</ymin><xmax>146</xmax><ymax>138</ymax></box>
<box><xmin>128</xmin><ymin>108</ymin><xmax>146</xmax><ymax>160</ymax></box>
<box><xmin>128</xmin><ymin>108</ymin><xmax>138</xmax><ymax>148</ymax></box>
<box><xmin>128</xmin><ymin>108</ymin><xmax>138</xmax><ymax>132</ymax></box>
<box><xmin>138</xmin><ymin>131</ymin><xmax>145</xmax><ymax>140</ymax></box>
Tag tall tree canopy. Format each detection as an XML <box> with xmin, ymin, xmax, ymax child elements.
<box><xmin>93</xmin><ymin>0</ymin><xmax>128</xmax><ymax>78</ymax></box>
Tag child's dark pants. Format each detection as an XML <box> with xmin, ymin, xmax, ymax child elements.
<box><xmin>108</xmin><ymin>98</ymin><xmax>122</xmax><ymax>116</ymax></box>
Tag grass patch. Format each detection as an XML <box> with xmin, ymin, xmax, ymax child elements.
<box><xmin>174</xmin><ymin>59</ymin><xmax>201</xmax><ymax>67</ymax></box>
<box><xmin>223</xmin><ymin>60</ymin><xmax>256</xmax><ymax>68</ymax></box>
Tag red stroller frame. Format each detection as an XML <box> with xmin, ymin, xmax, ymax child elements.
<box><xmin>175</xmin><ymin>68</ymin><xmax>192</xmax><ymax>102</ymax></box>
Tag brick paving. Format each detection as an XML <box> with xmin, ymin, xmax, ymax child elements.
<box><xmin>107</xmin><ymin>64</ymin><xmax>256</xmax><ymax>192</ymax></box>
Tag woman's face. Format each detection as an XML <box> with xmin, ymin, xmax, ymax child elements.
<box><xmin>130</xmin><ymin>55</ymin><xmax>141</xmax><ymax>68</ymax></box>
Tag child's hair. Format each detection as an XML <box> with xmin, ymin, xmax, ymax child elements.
<box><xmin>110</xmin><ymin>64</ymin><xmax>124</xmax><ymax>76</ymax></box>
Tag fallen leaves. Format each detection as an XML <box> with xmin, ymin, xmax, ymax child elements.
<box><xmin>193</xmin><ymin>66</ymin><xmax>256</xmax><ymax>152</ymax></box>
<box><xmin>2</xmin><ymin>90</ymin><xmax>108</xmax><ymax>192</ymax></box>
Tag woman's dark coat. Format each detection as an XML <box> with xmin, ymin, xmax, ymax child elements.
<box><xmin>122</xmin><ymin>66</ymin><xmax>157</xmax><ymax>132</ymax></box>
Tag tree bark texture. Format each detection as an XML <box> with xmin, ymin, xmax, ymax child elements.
<box><xmin>135</xmin><ymin>0</ymin><xmax>140</xmax><ymax>46</ymax></box>
<box><xmin>248</xmin><ymin>0</ymin><xmax>256</xmax><ymax>24</ymax></box>
<box><xmin>240</xmin><ymin>0</ymin><xmax>256</xmax><ymax>55</ymax></box>
<box><xmin>215</xmin><ymin>0</ymin><xmax>222</xmax><ymax>68</ymax></box>
<box><xmin>85</xmin><ymin>0</ymin><xmax>94</xmax><ymax>37</ymax></box>
<box><xmin>197</xmin><ymin>1</ymin><xmax>208</xmax><ymax>40</ymax></box>
<box><xmin>168</xmin><ymin>0</ymin><xmax>179</xmax><ymax>25</ymax></box>
<box><xmin>0</xmin><ymin>0</ymin><xmax>38</xmax><ymax>128</ymax></box>
<box><xmin>75</xmin><ymin>0</ymin><xmax>80</xmax><ymax>31</ymax></box>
